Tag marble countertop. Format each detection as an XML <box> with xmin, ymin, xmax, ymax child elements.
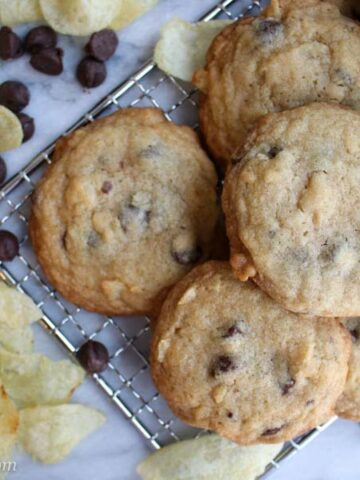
<box><xmin>1</xmin><ymin>0</ymin><xmax>359</xmax><ymax>479</ymax></box>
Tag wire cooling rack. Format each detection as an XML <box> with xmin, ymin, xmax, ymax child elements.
<box><xmin>0</xmin><ymin>0</ymin><xmax>337</xmax><ymax>477</ymax></box>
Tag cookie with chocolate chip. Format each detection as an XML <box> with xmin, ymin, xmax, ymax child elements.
<box><xmin>151</xmin><ymin>262</ymin><xmax>350</xmax><ymax>444</ymax></box>
<box><xmin>223</xmin><ymin>103</ymin><xmax>360</xmax><ymax>317</ymax></box>
<box><xmin>193</xmin><ymin>1</ymin><xmax>360</xmax><ymax>168</ymax></box>
<box><xmin>336</xmin><ymin>318</ymin><xmax>360</xmax><ymax>420</ymax></box>
<box><xmin>268</xmin><ymin>0</ymin><xmax>360</xmax><ymax>19</ymax></box>
<box><xmin>29</xmin><ymin>108</ymin><xmax>219</xmax><ymax>316</ymax></box>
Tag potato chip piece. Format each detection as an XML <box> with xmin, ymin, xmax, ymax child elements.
<box><xmin>40</xmin><ymin>0</ymin><xmax>118</xmax><ymax>36</ymax></box>
<box><xmin>109</xmin><ymin>0</ymin><xmax>158</xmax><ymax>31</ymax></box>
<box><xmin>154</xmin><ymin>18</ymin><xmax>232</xmax><ymax>82</ymax></box>
<box><xmin>0</xmin><ymin>283</ymin><xmax>41</xmax><ymax>329</ymax></box>
<box><xmin>0</xmin><ymin>0</ymin><xmax>43</xmax><ymax>25</ymax></box>
<box><xmin>0</xmin><ymin>349</ymin><xmax>85</xmax><ymax>408</ymax></box>
<box><xmin>0</xmin><ymin>324</ymin><xmax>33</xmax><ymax>354</ymax></box>
<box><xmin>0</xmin><ymin>107</ymin><xmax>23</xmax><ymax>153</ymax></box>
<box><xmin>0</xmin><ymin>386</ymin><xmax>18</xmax><ymax>478</ymax></box>
<box><xmin>137</xmin><ymin>435</ymin><xmax>283</xmax><ymax>480</ymax></box>
<box><xmin>19</xmin><ymin>404</ymin><xmax>105</xmax><ymax>464</ymax></box>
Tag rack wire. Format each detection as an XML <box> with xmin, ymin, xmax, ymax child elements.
<box><xmin>0</xmin><ymin>0</ymin><xmax>336</xmax><ymax>477</ymax></box>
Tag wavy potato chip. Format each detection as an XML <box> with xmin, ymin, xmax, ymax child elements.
<box><xmin>0</xmin><ymin>283</ymin><xmax>42</xmax><ymax>329</ymax></box>
<box><xmin>19</xmin><ymin>404</ymin><xmax>105</xmax><ymax>464</ymax></box>
<box><xmin>110</xmin><ymin>0</ymin><xmax>158</xmax><ymax>31</ymax></box>
<box><xmin>154</xmin><ymin>18</ymin><xmax>232</xmax><ymax>82</ymax></box>
<box><xmin>0</xmin><ymin>324</ymin><xmax>33</xmax><ymax>354</ymax></box>
<box><xmin>0</xmin><ymin>349</ymin><xmax>85</xmax><ymax>408</ymax></box>
<box><xmin>40</xmin><ymin>0</ymin><xmax>118</xmax><ymax>36</ymax></box>
<box><xmin>0</xmin><ymin>0</ymin><xmax>43</xmax><ymax>25</ymax></box>
<box><xmin>0</xmin><ymin>107</ymin><xmax>23</xmax><ymax>153</ymax></box>
<box><xmin>137</xmin><ymin>435</ymin><xmax>283</xmax><ymax>480</ymax></box>
<box><xmin>0</xmin><ymin>386</ymin><xmax>18</xmax><ymax>477</ymax></box>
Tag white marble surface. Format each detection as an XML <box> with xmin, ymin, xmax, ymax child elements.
<box><xmin>1</xmin><ymin>1</ymin><xmax>359</xmax><ymax>479</ymax></box>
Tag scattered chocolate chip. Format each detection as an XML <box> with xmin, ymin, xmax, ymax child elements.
<box><xmin>24</xmin><ymin>26</ymin><xmax>57</xmax><ymax>54</ymax></box>
<box><xmin>172</xmin><ymin>245</ymin><xmax>202</xmax><ymax>265</ymax></box>
<box><xmin>0</xmin><ymin>27</ymin><xmax>23</xmax><ymax>60</ymax></box>
<box><xmin>268</xmin><ymin>230</ymin><xmax>276</xmax><ymax>239</ymax></box>
<box><xmin>101</xmin><ymin>181</ymin><xmax>113</xmax><ymax>194</ymax></box>
<box><xmin>306</xmin><ymin>399</ymin><xmax>315</xmax><ymax>407</ymax></box>
<box><xmin>30</xmin><ymin>47</ymin><xmax>64</xmax><ymax>76</ymax></box>
<box><xmin>76</xmin><ymin>340</ymin><xmax>109</xmax><ymax>374</ymax></box>
<box><xmin>0</xmin><ymin>230</ymin><xmax>19</xmax><ymax>261</ymax></box>
<box><xmin>140</xmin><ymin>144</ymin><xmax>160</xmax><ymax>158</ymax></box>
<box><xmin>85</xmin><ymin>29</ymin><xmax>118</xmax><ymax>62</ymax></box>
<box><xmin>227</xmin><ymin>411</ymin><xmax>233</xmax><ymax>418</ymax></box>
<box><xmin>350</xmin><ymin>328</ymin><xmax>359</xmax><ymax>341</ymax></box>
<box><xmin>77</xmin><ymin>57</ymin><xmax>107</xmax><ymax>88</ymax></box>
<box><xmin>222</xmin><ymin>324</ymin><xmax>242</xmax><ymax>338</ymax></box>
<box><xmin>262</xmin><ymin>426</ymin><xmax>283</xmax><ymax>436</ymax></box>
<box><xmin>0</xmin><ymin>81</ymin><xmax>30</xmax><ymax>113</ymax></box>
<box><xmin>0</xmin><ymin>157</ymin><xmax>7</xmax><ymax>186</ymax></box>
<box><xmin>17</xmin><ymin>113</ymin><xmax>35</xmax><ymax>142</ymax></box>
<box><xmin>120</xmin><ymin>204</ymin><xmax>151</xmax><ymax>232</ymax></box>
<box><xmin>268</xmin><ymin>146</ymin><xmax>282</xmax><ymax>159</ymax></box>
<box><xmin>282</xmin><ymin>378</ymin><xmax>295</xmax><ymax>395</ymax></box>
<box><xmin>210</xmin><ymin>355</ymin><xmax>237</xmax><ymax>377</ymax></box>
<box><xmin>257</xmin><ymin>19</ymin><xmax>283</xmax><ymax>38</ymax></box>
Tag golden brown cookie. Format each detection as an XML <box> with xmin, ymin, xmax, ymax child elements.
<box><xmin>30</xmin><ymin>108</ymin><xmax>219</xmax><ymax>317</ymax></box>
<box><xmin>193</xmin><ymin>1</ymin><xmax>360</xmax><ymax>168</ymax></box>
<box><xmin>151</xmin><ymin>262</ymin><xmax>350</xmax><ymax>445</ymax></box>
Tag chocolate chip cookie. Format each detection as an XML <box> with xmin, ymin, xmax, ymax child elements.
<box><xmin>223</xmin><ymin>102</ymin><xmax>360</xmax><ymax>317</ymax></box>
<box><xmin>336</xmin><ymin>318</ymin><xmax>360</xmax><ymax>420</ymax></box>
<box><xmin>193</xmin><ymin>1</ymin><xmax>360</xmax><ymax>168</ymax></box>
<box><xmin>269</xmin><ymin>0</ymin><xmax>360</xmax><ymax>18</ymax></box>
<box><xmin>30</xmin><ymin>108</ymin><xmax>219</xmax><ymax>316</ymax></box>
<box><xmin>151</xmin><ymin>262</ymin><xmax>350</xmax><ymax>444</ymax></box>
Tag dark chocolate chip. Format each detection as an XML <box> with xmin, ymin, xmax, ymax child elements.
<box><xmin>76</xmin><ymin>57</ymin><xmax>107</xmax><ymax>88</ymax></box>
<box><xmin>0</xmin><ymin>27</ymin><xmax>23</xmax><ymax>60</ymax></box>
<box><xmin>120</xmin><ymin>204</ymin><xmax>151</xmax><ymax>232</ymax></box>
<box><xmin>210</xmin><ymin>355</ymin><xmax>237</xmax><ymax>377</ymax></box>
<box><xmin>17</xmin><ymin>113</ymin><xmax>35</xmax><ymax>142</ymax></box>
<box><xmin>0</xmin><ymin>81</ymin><xmax>30</xmax><ymax>113</ymax></box>
<box><xmin>262</xmin><ymin>426</ymin><xmax>284</xmax><ymax>436</ymax></box>
<box><xmin>268</xmin><ymin>146</ymin><xmax>282</xmax><ymax>158</ymax></box>
<box><xmin>222</xmin><ymin>324</ymin><xmax>243</xmax><ymax>338</ymax></box>
<box><xmin>0</xmin><ymin>157</ymin><xmax>7</xmax><ymax>186</ymax></box>
<box><xmin>350</xmin><ymin>328</ymin><xmax>359</xmax><ymax>341</ymax></box>
<box><xmin>76</xmin><ymin>340</ymin><xmax>109</xmax><ymax>374</ymax></box>
<box><xmin>282</xmin><ymin>378</ymin><xmax>295</xmax><ymax>395</ymax></box>
<box><xmin>101</xmin><ymin>181</ymin><xmax>113</xmax><ymax>194</ymax></box>
<box><xmin>172</xmin><ymin>245</ymin><xmax>202</xmax><ymax>265</ymax></box>
<box><xmin>306</xmin><ymin>399</ymin><xmax>315</xmax><ymax>407</ymax></box>
<box><xmin>30</xmin><ymin>47</ymin><xmax>64</xmax><ymax>75</ymax></box>
<box><xmin>0</xmin><ymin>230</ymin><xmax>19</xmax><ymax>261</ymax></box>
<box><xmin>227</xmin><ymin>411</ymin><xmax>234</xmax><ymax>418</ymax></box>
<box><xmin>24</xmin><ymin>26</ymin><xmax>57</xmax><ymax>54</ymax></box>
<box><xmin>257</xmin><ymin>19</ymin><xmax>283</xmax><ymax>37</ymax></box>
<box><xmin>85</xmin><ymin>29</ymin><xmax>118</xmax><ymax>62</ymax></box>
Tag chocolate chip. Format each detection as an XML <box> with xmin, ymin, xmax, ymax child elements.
<box><xmin>0</xmin><ymin>81</ymin><xmax>30</xmax><ymax>113</ymax></box>
<box><xmin>0</xmin><ymin>27</ymin><xmax>23</xmax><ymax>60</ymax></box>
<box><xmin>17</xmin><ymin>113</ymin><xmax>35</xmax><ymax>142</ymax></box>
<box><xmin>76</xmin><ymin>340</ymin><xmax>109</xmax><ymax>374</ymax></box>
<box><xmin>24</xmin><ymin>26</ymin><xmax>57</xmax><ymax>54</ymax></box>
<box><xmin>76</xmin><ymin>57</ymin><xmax>107</xmax><ymax>88</ymax></box>
<box><xmin>306</xmin><ymin>399</ymin><xmax>315</xmax><ymax>407</ymax></box>
<box><xmin>262</xmin><ymin>426</ymin><xmax>284</xmax><ymax>436</ymax></box>
<box><xmin>101</xmin><ymin>181</ymin><xmax>113</xmax><ymax>194</ymax></box>
<box><xmin>120</xmin><ymin>204</ymin><xmax>151</xmax><ymax>232</ymax></box>
<box><xmin>222</xmin><ymin>324</ymin><xmax>243</xmax><ymax>338</ymax></box>
<box><xmin>172</xmin><ymin>245</ymin><xmax>202</xmax><ymax>265</ymax></box>
<box><xmin>30</xmin><ymin>47</ymin><xmax>64</xmax><ymax>75</ymax></box>
<box><xmin>0</xmin><ymin>230</ymin><xmax>19</xmax><ymax>261</ymax></box>
<box><xmin>210</xmin><ymin>355</ymin><xmax>237</xmax><ymax>377</ymax></box>
<box><xmin>282</xmin><ymin>378</ymin><xmax>295</xmax><ymax>395</ymax></box>
<box><xmin>257</xmin><ymin>19</ymin><xmax>283</xmax><ymax>37</ymax></box>
<box><xmin>227</xmin><ymin>411</ymin><xmax>234</xmax><ymax>418</ymax></box>
<box><xmin>350</xmin><ymin>328</ymin><xmax>359</xmax><ymax>342</ymax></box>
<box><xmin>85</xmin><ymin>29</ymin><xmax>118</xmax><ymax>62</ymax></box>
<box><xmin>0</xmin><ymin>157</ymin><xmax>7</xmax><ymax>186</ymax></box>
<box><xmin>268</xmin><ymin>146</ymin><xmax>282</xmax><ymax>158</ymax></box>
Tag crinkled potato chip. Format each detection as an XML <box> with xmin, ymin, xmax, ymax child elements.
<box><xmin>0</xmin><ymin>107</ymin><xmax>23</xmax><ymax>153</ymax></box>
<box><xmin>0</xmin><ymin>283</ymin><xmax>42</xmax><ymax>329</ymax></box>
<box><xmin>40</xmin><ymin>0</ymin><xmax>118</xmax><ymax>36</ymax></box>
<box><xmin>110</xmin><ymin>0</ymin><xmax>158</xmax><ymax>31</ymax></box>
<box><xmin>0</xmin><ymin>0</ymin><xmax>43</xmax><ymax>25</ymax></box>
<box><xmin>19</xmin><ymin>404</ymin><xmax>105</xmax><ymax>464</ymax></box>
<box><xmin>0</xmin><ymin>349</ymin><xmax>85</xmax><ymax>408</ymax></box>
<box><xmin>0</xmin><ymin>386</ymin><xmax>18</xmax><ymax>478</ymax></box>
<box><xmin>137</xmin><ymin>435</ymin><xmax>283</xmax><ymax>480</ymax></box>
<box><xmin>0</xmin><ymin>324</ymin><xmax>33</xmax><ymax>354</ymax></box>
<box><xmin>154</xmin><ymin>18</ymin><xmax>232</xmax><ymax>82</ymax></box>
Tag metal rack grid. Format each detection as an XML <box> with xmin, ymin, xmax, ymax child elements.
<box><xmin>0</xmin><ymin>0</ymin><xmax>336</xmax><ymax>477</ymax></box>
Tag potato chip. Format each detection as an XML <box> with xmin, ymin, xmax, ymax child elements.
<box><xmin>0</xmin><ymin>283</ymin><xmax>41</xmax><ymax>329</ymax></box>
<box><xmin>0</xmin><ymin>349</ymin><xmax>85</xmax><ymax>408</ymax></box>
<box><xmin>40</xmin><ymin>0</ymin><xmax>118</xmax><ymax>36</ymax></box>
<box><xmin>109</xmin><ymin>0</ymin><xmax>158</xmax><ymax>31</ymax></box>
<box><xmin>137</xmin><ymin>434</ymin><xmax>283</xmax><ymax>480</ymax></box>
<box><xmin>19</xmin><ymin>404</ymin><xmax>105</xmax><ymax>464</ymax></box>
<box><xmin>0</xmin><ymin>324</ymin><xmax>33</xmax><ymax>354</ymax></box>
<box><xmin>0</xmin><ymin>0</ymin><xmax>43</xmax><ymax>25</ymax></box>
<box><xmin>0</xmin><ymin>386</ymin><xmax>18</xmax><ymax>478</ymax></box>
<box><xmin>0</xmin><ymin>107</ymin><xmax>23</xmax><ymax>153</ymax></box>
<box><xmin>154</xmin><ymin>18</ymin><xmax>232</xmax><ymax>82</ymax></box>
